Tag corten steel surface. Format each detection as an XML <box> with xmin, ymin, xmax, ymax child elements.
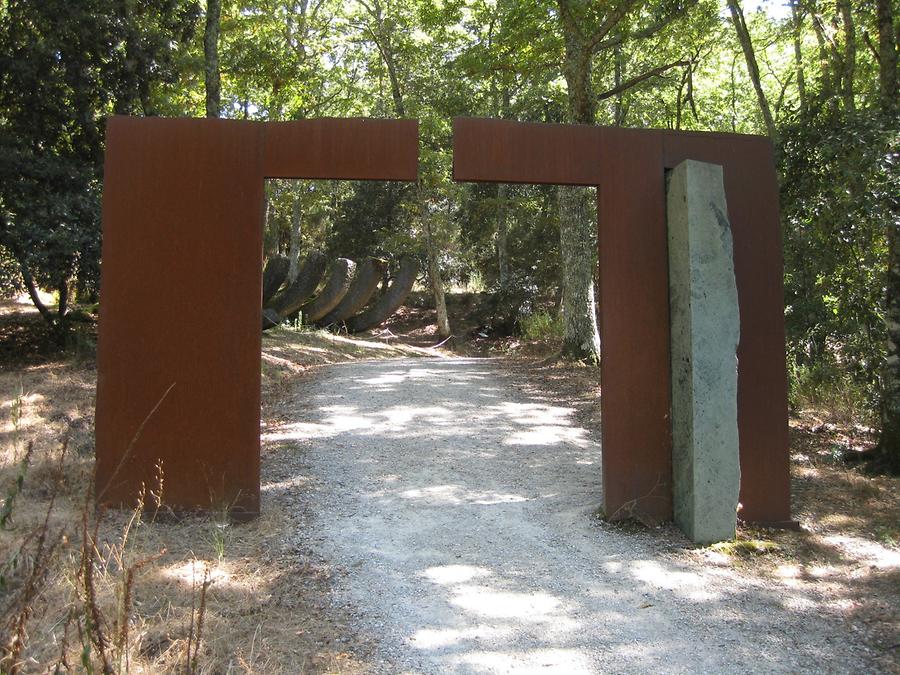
<box><xmin>453</xmin><ymin>117</ymin><xmax>791</xmax><ymax>525</ymax></box>
<box><xmin>96</xmin><ymin>116</ymin><xmax>418</xmax><ymax>517</ymax></box>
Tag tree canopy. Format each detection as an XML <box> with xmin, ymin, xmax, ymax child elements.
<box><xmin>0</xmin><ymin>0</ymin><xmax>897</xmax><ymax>467</ymax></box>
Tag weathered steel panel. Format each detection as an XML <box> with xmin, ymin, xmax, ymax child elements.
<box><xmin>452</xmin><ymin>117</ymin><xmax>791</xmax><ymax>526</ymax></box>
<box><xmin>263</xmin><ymin>118</ymin><xmax>419</xmax><ymax>180</ymax></box>
<box><xmin>453</xmin><ymin>117</ymin><xmax>604</xmax><ymax>186</ymax></box>
<box><xmin>662</xmin><ymin>132</ymin><xmax>791</xmax><ymax>525</ymax></box>
<box><xmin>96</xmin><ymin>116</ymin><xmax>418</xmax><ymax>517</ymax></box>
<box><xmin>596</xmin><ymin>127</ymin><xmax>674</xmax><ymax>522</ymax></box>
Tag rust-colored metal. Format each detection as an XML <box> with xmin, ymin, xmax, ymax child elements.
<box><xmin>95</xmin><ymin>116</ymin><xmax>418</xmax><ymax>518</ymax></box>
<box><xmin>453</xmin><ymin>117</ymin><xmax>791</xmax><ymax>525</ymax></box>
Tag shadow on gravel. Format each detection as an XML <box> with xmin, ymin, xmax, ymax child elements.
<box><xmin>262</xmin><ymin>358</ymin><xmax>884</xmax><ymax>673</ymax></box>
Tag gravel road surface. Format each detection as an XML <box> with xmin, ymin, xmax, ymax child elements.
<box><xmin>266</xmin><ymin>357</ymin><xmax>880</xmax><ymax>674</ymax></box>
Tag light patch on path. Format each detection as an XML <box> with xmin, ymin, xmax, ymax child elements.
<box><xmin>270</xmin><ymin>358</ymin><xmax>878</xmax><ymax>673</ymax></box>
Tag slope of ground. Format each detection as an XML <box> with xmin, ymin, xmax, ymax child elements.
<box><xmin>272</xmin><ymin>357</ymin><xmax>897</xmax><ymax>674</ymax></box>
<box><xmin>1</xmin><ymin>297</ymin><xmax>897</xmax><ymax>672</ymax></box>
<box><xmin>0</xmin><ymin>298</ymin><xmax>441</xmax><ymax>672</ymax></box>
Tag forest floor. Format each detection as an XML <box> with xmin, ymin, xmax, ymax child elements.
<box><xmin>0</xmin><ymin>295</ymin><xmax>898</xmax><ymax>672</ymax></box>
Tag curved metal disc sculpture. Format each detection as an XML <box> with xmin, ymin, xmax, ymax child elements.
<box><xmin>317</xmin><ymin>257</ymin><xmax>386</xmax><ymax>327</ymax></box>
<box><xmin>346</xmin><ymin>256</ymin><xmax>417</xmax><ymax>333</ymax></box>
<box><xmin>299</xmin><ymin>258</ymin><xmax>356</xmax><ymax>323</ymax></box>
<box><xmin>261</xmin><ymin>255</ymin><xmax>289</xmax><ymax>305</ymax></box>
<box><xmin>263</xmin><ymin>251</ymin><xmax>328</xmax><ymax>329</ymax></box>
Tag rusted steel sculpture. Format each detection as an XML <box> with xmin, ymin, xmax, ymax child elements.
<box><xmin>261</xmin><ymin>254</ymin><xmax>411</xmax><ymax>331</ymax></box>
<box><xmin>264</xmin><ymin>250</ymin><xmax>328</xmax><ymax>329</ymax></box>
<box><xmin>298</xmin><ymin>258</ymin><xmax>355</xmax><ymax>323</ymax></box>
<box><xmin>453</xmin><ymin>118</ymin><xmax>791</xmax><ymax>526</ymax></box>
<box><xmin>318</xmin><ymin>257</ymin><xmax>386</xmax><ymax>327</ymax></box>
<box><xmin>346</xmin><ymin>256</ymin><xmax>418</xmax><ymax>333</ymax></box>
<box><xmin>95</xmin><ymin>116</ymin><xmax>418</xmax><ymax>517</ymax></box>
<box><xmin>97</xmin><ymin>114</ymin><xmax>789</xmax><ymax>527</ymax></box>
<box><xmin>261</xmin><ymin>255</ymin><xmax>290</xmax><ymax>305</ymax></box>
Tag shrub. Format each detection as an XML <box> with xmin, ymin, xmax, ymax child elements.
<box><xmin>519</xmin><ymin>310</ymin><xmax>565</xmax><ymax>341</ymax></box>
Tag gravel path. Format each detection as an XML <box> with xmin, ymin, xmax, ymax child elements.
<box><xmin>269</xmin><ymin>357</ymin><xmax>880</xmax><ymax>674</ymax></box>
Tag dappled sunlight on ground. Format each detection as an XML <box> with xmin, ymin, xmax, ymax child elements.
<box><xmin>269</xmin><ymin>357</ymin><xmax>892</xmax><ymax>673</ymax></box>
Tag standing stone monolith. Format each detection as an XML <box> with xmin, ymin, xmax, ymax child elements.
<box><xmin>667</xmin><ymin>159</ymin><xmax>741</xmax><ymax>544</ymax></box>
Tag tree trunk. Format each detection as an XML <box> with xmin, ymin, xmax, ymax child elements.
<box><xmin>874</xmin><ymin>0</ymin><xmax>900</xmax><ymax>473</ymax></box>
<box><xmin>262</xmin><ymin>189</ymin><xmax>278</xmax><ymax>257</ymax></box>
<box><xmin>726</xmin><ymin>0</ymin><xmax>777</xmax><ymax>141</ymax></box>
<box><xmin>287</xmin><ymin>191</ymin><xmax>303</xmax><ymax>283</ymax></box>
<box><xmin>317</xmin><ymin>258</ymin><xmax>386</xmax><ymax>326</ymax></box>
<box><xmin>877</xmin><ymin>0</ymin><xmax>898</xmax><ymax>117</ymax></box>
<box><xmin>496</xmin><ymin>183</ymin><xmax>510</xmax><ymax>292</ymax></box>
<box><xmin>557</xmin><ymin>5</ymin><xmax>602</xmax><ymax>363</ymax></box>
<box><xmin>876</xmin><ymin>220</ymin><xmax>900</xmax><ymax>473</ymax></box>
<box><xmin>790</xmin><ymin>0</ymin><xmax>807</xmax><ymax>112</ymax></box>
<box><xmin>204</xmin><ymin>0</ymin><xmax>222</xmax><ymax>118</ymax></box>
<box><xmin>299</xmin><ymin>258</ymin><xmax>356</xmax><ymax>323</ymax></box>
<box><xmin>837</xmin><ymin>0</ymin><xmax>856</xmax><ymax>112</ymax></box>
<box><xmin>17</xmin><ymin>258</ymin><xmax>52</xmax><ymax>325</ymax></box>
<box><xmin>423</xmin><ymin>205</ymin><xmax>451</xmax><ymax>338</ymax></box>
<box><xmin>346</xmin><ymin>257</ymin><xmax>418</xmax><ymax>333</ymax></box>
<box><xmin>495</xmin><ymin>87</ymin><xmax>511</xmax><ymax>294</ymax></box>
<box><xmin>364</xmin><ymin>2</ymin><xmax>444</xmax><ymax>336</ymax></box>
<box><xmin>809</xmin><ymin>8</ymin><xmax>836</xmax><ymax>103</ymax></box>
<box><xmin>558</xmin><ymin>186</ymin><xmax>602</xmax><ymax>362</ymax></box>
<box><xmin>614</xmin><ymin>44</ymin><xmax>626</xmax><ymax>126</ymax></box>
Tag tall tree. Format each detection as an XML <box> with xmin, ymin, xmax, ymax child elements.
<box><xmin>0</xmin><ymin>0</ymin><xmax>198</xmax><ymax>339</ymax></box>
<box><xmin>352</xmin><ymin>0</ymin><xmax>452</xmax><ymax>337</ymax></box>
<box><xmin>726</xmin><ymin>0</ymin><xmax>777</xmax><ymax>140</ymax></box>
<box><xmin>875</xmin><ymin>0</ymin><xmax>900</xmax><ymax>472</ymax></box>
<box><xmin>204</xmin><ymin>0</ymin><xmax>222</xmax><ymax>117</ymax></box>
<box><xmin>553</xmin><ymin>0</ymin><xmax>699</xmax><ymax>362</ymax></box>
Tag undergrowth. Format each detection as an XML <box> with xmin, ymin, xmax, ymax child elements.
<box><xmin>519</xmin><ymin>310</ymin><xmax>564</xmax><ymax>342</ymax></box>
<box><xmin>0</xmin><ymin>440</ymin><xmax>212</xmax><ymax>673</ymax></box>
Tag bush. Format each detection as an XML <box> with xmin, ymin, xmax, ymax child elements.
<box><xmin>787</xmin><ymin>348</ymin><xmax>873</xmax><ymax>423</ymax></box>
<box><xmin>519</xmin><ymin>310</ymin><xmax>565</xmax><ymax>341</ymax></box>
<box><xmin>0</xmin><ymin>245</ymin><xmax>22</xmax><ymax>299</ymax></box>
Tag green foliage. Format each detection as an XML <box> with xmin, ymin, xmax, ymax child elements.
<box><xmin>329</xmin><ymin>181</ymin><xmax>417</xmax><ymax>260</ymax></box>
<box><xmin>0</xmin><ymin>244</ymin><xmax>22</xmax><ymax>298</ymax></box>
<box><xmin>0</xmin><ymin>0</ymin><xmax>199</xmax><ymax>331</ymax></box>
<box><xmin>456</xmin><ymin>182</ymin><xmax>561</xmax><ymax>298</ymax></box>
<box><xmin>787</xmin><ymin>348</ymin><xmax>873</xmax><ymax>421</ymax></box>
<box><xmin>780</xmin><ymin>109</ymin><xmax>898</xmax><ymax>409</ymax></box>
<box><xmin>520</xmin><ymin>310</ymin><xmax>565</xmax><ymax>341</ymax></box>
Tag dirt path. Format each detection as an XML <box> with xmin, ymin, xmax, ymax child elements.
<box><xmin>270</xmin><ymin>357</ymin><xmax>881</xmax><ymax>674</ymax></box>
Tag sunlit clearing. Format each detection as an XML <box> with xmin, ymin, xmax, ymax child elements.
<box><xmin>378</xmin><ymin>405</ymin><xmax>453</xmax><ymax>426</ymax></box>
<box><xmin>457</xmin><ymin>648</ymin><xmax>595</xmax><ymax>674</ymax></box>
<box><xmin>410</xmin><ymin>626</ymin><xmax>510</xmax><ymax>650</ymax></box>
<box><xmin>357</xmin><ymin>371</ymin><xmax>407</xmax><ymax>386</ymax></box>
<box><xmin>400</xmin><ymin>485</ymin><xmax>465</xmax><ymax>505</ymax></box>
<box><xmin>451</xmin><ymin>587</ymin><xmax>570</xmax><ymax>624</ymax></box>
<box><xmin>261</xmin><ymin>476</ymin><xmax>308</xmax><ymax>492</ymax></box>
<box><xmin>420</xmin><ymin>565</ymin><xmax>492</xmax><ymax>585</ymax></box>
<box><xmin>505</xmin><ymin>425</ymin><xmax>588</xmax><ymax>447</ymax></box>
<box><xmin>821</xmin><ymin>534</ymin><xmax>900</xmax><ymax>568</ymax></box>
<box><xmin>165</xmin><ymin>559</ymin><xmax>229</xmax><ymax>585</ymax></box>
<box><xmin>398</xmin><ymin>485</ymin><xmax>528</xmax><ymax>505</ymax></box>
<box><xmin>630</xmin><ymin>560</ymin><xmax>721</xmax><ymax>601</ymax></box>
<box><xmin>357</xmin><ymin>365</ymin><xmax>461</xmax><ymax>387</ymax></box>
<box><xmin>261</xmin><ymin>411</ymin><xmax>374</xmax><ymax>443</ymax></box>
<box><xmin>494</xmin><ymin>401</ymin><xmax>573</xmax><ymax>426</ymax></box>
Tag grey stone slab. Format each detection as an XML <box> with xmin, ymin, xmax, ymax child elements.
<box><xmin>667</xmin><ymin>159</ymin><xmax>741</xmax><ymax>544</ymax></box>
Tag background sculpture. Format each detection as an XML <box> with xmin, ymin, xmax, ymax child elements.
<box><xmin>453</xmin><ymin>118</ymin><xmax>792</xmax><ymax>526</ymax></box>
<box><xmin>95</xmin><ymin>116</ymin><xmax>418</xmax><ymax>517</ymax></box>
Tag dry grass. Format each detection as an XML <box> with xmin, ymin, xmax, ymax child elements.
<box><xmin>505</xmin><ymin>352</ymin><xmax>900</xmax><ymax>671</ymax></box>
<box><xmin>0</xmin><ymin>299</ymin><xmax>440</xmax><ymax>673</ymax></box>
<box><xmin>5</xmin><ymin>295</ymin><xmax>899</xmax><ymax>671</ymax></box>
